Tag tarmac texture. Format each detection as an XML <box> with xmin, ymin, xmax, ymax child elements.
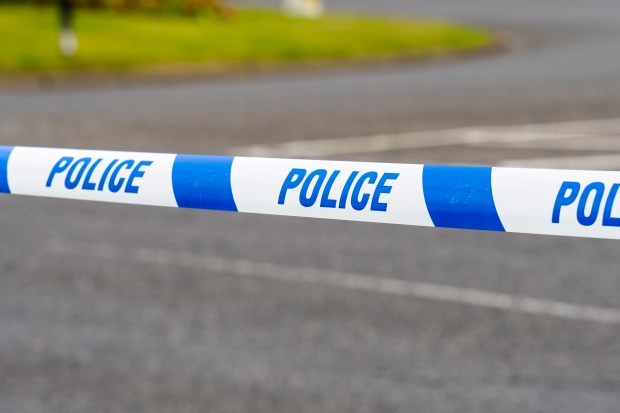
<box><xmin>1</xmin><ymin>0</ymin><xmax>620</xmax><ymax>412</ymax></box>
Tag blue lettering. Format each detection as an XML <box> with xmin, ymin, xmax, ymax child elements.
<box><xmin>351</xmin><ymin>172</ymin><xmax>377</xmax><ymax>211</ymax></box>
<box><xmin>339</xmin><ymin>171</ymin><xmax>359</xmax><ymax>209</ymax></box>
<box><xmin>98</xmin><ymin>159</ymin><xmax>118</xmax><ymax>191</ymax></box>
<box><xmin>300</xmin><ymin>169</ymin><xmax>327</xmax><ymax>207</ymax></box>
<box><xmin>278</xmin><ymin>168</ymin><xmax>306</xmax><ymax>205</ymax></box>
<box><xmin>320</xmin><ymin>170</ymin><xmax>340</xmax><ymax>208</ymax></box>
<box><xmin>109</xmin><ymin>160</ymin><xmax>134</xmax><ymax>193</ymax></box>
<box><xmin>552</xmin><ymin>181</ymin><xmax>580</xmax><ymax>223</ymax></box>
<box><xmin>577</xmin><ymin>182</ymin><xmax>605</xmax><ymax>226</ymax></box>
<box><xmin>46</xmin><ymin>157</ymin><xmax>74</xmax><ymax>187</ymax></box>
<box><xmin>125</xmin><ymin>160</ymin><xmax>153</xmax><ymax>194</ymax></box>
<box><xmin>82</xmin><ymin>158</ymin><xmax>102</xmax><ymax>191</ymax></box>
<box><xmin>65</xmin><ymin>157</ymin><xmax>91</xmax><ymax>190</ymax></box>
<box><xmin>46</xmin><ymin>157</ymin><xmax>151</xmax><ymax>194</ymax></box>
<box><xmin>278</xmin><ymin>168</ymin><xmax>397</xmax><ymax>212</ymax></box>
<box><xmin>371</xmin><ymin>172</ymin><xmax>399</xmax><ymax>212</ymax></box>
<box><xmin>603</xmin><ymin>183</ymin><xmax>620</xmax><ymax>227</ymax></box>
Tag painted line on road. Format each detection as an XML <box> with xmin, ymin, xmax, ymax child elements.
<box><xmin>227</xmin><ymin>128</ymin><xmax>581</xmax><ymax>158</ymax></box>
<box><xmin>50</xmin><ymin>240</ymin><xmax>620</xmax><ymax>326</ymax></box>
<box><xmin>227</xmin><ymin>118</ymin><xmax>620</xmax><ymax>158</ymax></box>
<box><xmin>499</xmin><ymin>154</ymin><xmax>620</xmax><ymax>170</ymax></box>
<box><xmin>471</xmin><ymin>135</ymin><xmax>620</xmax><ymax>152</ymax></box>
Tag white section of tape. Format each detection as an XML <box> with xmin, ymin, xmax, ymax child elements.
<box><xmin>231</xmin><ymin>157</ymin><xmax>433</xmax><ymax>226</ymax></box>
<box><xmin>7</xmin><ymin>147</ymin><xmax>177</xmax><ymax>207</ymax></box>
<box><xmin>493</xmin><ymin>168</ymin><xmax>620</xmax><ymax>239</ymax></box>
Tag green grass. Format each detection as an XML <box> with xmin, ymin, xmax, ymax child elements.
<box><xmin>0</xmin><ymin>5</ymin><xmax>494</xmax><ymax>75</ymax></box>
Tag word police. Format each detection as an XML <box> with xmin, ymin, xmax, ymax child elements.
<box><xmin>46</xmin><ymin>156</ymin><xmax>153</xmax><ymax>194</ymax></box>
<box><xmin>279</xmin><ymin>168</ymin><xmax>399</xmax><ymax>211</ymax></box>
<box><xmin>553</xmin><ymin>181</ymin><xmax>620</xmax><ymax>226</ymax></box>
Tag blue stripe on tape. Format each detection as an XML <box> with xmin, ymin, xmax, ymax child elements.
<box><xmin>0</xmin><ymin>146</ymin><xmax>13</xmax><ymax>194</ymax></box>
<box><xmin>172</xmin><ymin>155</ymin><xmax>238</xmax><ymax>212</ymax></box>
<box><xmin>423</xmin><ymin>165</ymin><xmax>505</xmax><ymax>232</ymax></box>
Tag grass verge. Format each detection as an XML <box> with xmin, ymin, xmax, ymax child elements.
<box><xmin>0</xmin><ymin>5</ymin><xmax>495</xmax><ymax>76</ymax></box>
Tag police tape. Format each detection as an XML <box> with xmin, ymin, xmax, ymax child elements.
<box><xmin>1</xmin><ymin>145</ymin><xmax>620</xmax><ymax>239</ymax></box>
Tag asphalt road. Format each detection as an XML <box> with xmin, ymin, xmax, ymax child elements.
<box><xmin>1</xmin><ymin>1</ymin><xmax>620</xmax><ymax>412</ymax></box>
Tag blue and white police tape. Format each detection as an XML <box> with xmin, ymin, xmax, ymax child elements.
<box><xmin>1</xmin><ymin>145</ymin><xmax>620</xmax><ymax>239</ymax></box>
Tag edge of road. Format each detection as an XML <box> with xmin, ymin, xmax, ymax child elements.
<box><xmin>0</xmin><ymin>30</ymin><xmax>509</xmax><ymax>93</ymax></box>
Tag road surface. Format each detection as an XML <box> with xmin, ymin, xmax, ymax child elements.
<box><xmin>1</xmin><ymin>1</ymin><xmax>619</xmax><ymax>412</ymax></box>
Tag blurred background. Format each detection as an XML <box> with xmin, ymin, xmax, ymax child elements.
<box><xmin>1</xmin><ymin>1</ymin><xmax>620</xmax><ymax>412</ymax></box>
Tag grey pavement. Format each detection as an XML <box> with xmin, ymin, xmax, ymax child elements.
<box><xmin>1</xmin><ymin>1</ymin><xmax>620</xmax><ymax>412</ymax></box>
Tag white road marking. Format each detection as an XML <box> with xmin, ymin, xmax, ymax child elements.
<box><xmin>472</xmin><ymin>134</ymin><xmax>620</xmax><ymax>152</ymax></box>
<box><xmin>505</xmin><ymin>118</ymin><xmax>620</xmax><ymax>135</ymax></box>
<box><xmin>499</xmin><ymin>153</ymin><xmax>620</xmax><ymax>170</ymax></box>
<box><xmin>228</xmin><ymin>129</ymin><xmax>581</xmax><ymax>158</ymax></box>
<box><xmin>228</xmin><ymin>118</ymin><xmax>620</xmax><ymax>158</ymax></box>
<box><xmin>50</xmin><ymin>241</ymin><xmax>620</xmax><ymax>326</ymax></box>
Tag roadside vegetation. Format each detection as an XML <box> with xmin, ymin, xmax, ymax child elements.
<box><xmin>0</xmin><ymin>4</ymin><xmax>495</xmax><ymax>76</ymax></box>
<box><xmin>7</xmin><ymin>0</ymin><xmax>235</xmax><ymax>17</ymax></box>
